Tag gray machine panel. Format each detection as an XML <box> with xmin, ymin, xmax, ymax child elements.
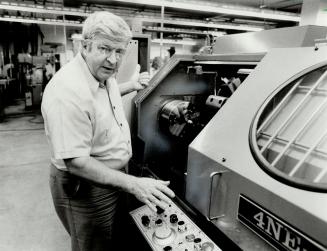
<box><xmin>186</xmin><ymin>46</ymin><xmax>327</xmax><ymax>250</ymax></box>
<box><xmin>212</xmin><ymin>25</ymin><xmax>327</xmax><ymax>55</ymax></box>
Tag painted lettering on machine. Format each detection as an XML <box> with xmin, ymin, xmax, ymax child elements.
<box><xmin>237</xmin><ymin>195</ymin><xmax>327</xmax><ymax>251</ymax></box>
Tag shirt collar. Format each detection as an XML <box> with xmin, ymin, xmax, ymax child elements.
<box><xmin>75</xmin><ymin>52</ymin><xmax>101</xmax><ymax>95</ymax></box>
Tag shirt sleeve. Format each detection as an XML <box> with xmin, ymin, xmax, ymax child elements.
<box><xmin>44</xmin><ymin>98</ymin><xmax>92</xmax><ymax>160</ymax></box>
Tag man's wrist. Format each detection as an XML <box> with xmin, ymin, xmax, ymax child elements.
<box><xmin>124</xmin><ymin>174</ymin><xmax>138</xmax><ymax>194</ymax></box>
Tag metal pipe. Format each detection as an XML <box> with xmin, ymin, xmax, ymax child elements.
<box><xmin>160</xmin><ymin>5</ymin><xmax>164</xmax><ymax>59</ymax></box>
<box><xmin>271</xmin><ymin>97</ymin><xmax>327</xmax><ymax>166</ymax></box>
<box><xmin>289</xmin><ymin>129</ymin><xmax>327</xmax><ymax>177</ymax></box>
<box><xmin>260</xmin><ymin>132</ymin><xmax>327</xmax><ymax>157</ymax></box>
<box><xmin>257</xmin><ymin>78</ymin><xmax>302</xmax><ymax>136</ymax></box>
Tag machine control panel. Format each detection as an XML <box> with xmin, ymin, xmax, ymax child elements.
<box><xmin>130</xmin><ymin>202</ymin><xmax>221</xmax><ymax>251</ymax></box>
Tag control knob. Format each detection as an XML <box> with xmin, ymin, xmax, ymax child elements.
<box><xmin>141</xmin><ymin>215</ymin><xmax>150</xmax><ymax>227</ymax></box>
<box><xmin>169</xmin><ymin>214</ymin><xmax>178</xmax><ymax>224</ymax></box>
<box><xmin>194</xmin><ymin>238</ymin><xmax>202</xmax><ymax>251</ymax></box>
<box><xmin>163</xmin><ymin>245</ymin><xmax>172</xmax><ymax>251</ymax></box>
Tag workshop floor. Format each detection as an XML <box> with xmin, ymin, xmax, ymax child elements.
<box><xmin>0</xmin><ymin>100</ymin><xmax>70</xmax><ymax>251</ymax></box>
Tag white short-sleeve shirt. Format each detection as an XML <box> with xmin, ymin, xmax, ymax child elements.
<box><xmin>41</xmin><ymin>53</ymin><xmax>132</xmax><ymax>171</ymax></box>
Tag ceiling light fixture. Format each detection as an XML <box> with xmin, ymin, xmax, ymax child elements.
<box><xmin>0</xmin><ymin>1</ymin><xmax>264</xmax><ymax>32</ymax></box>
<box><xmin>0</xmin><ymin>15</ymin><xmax>82</xmax><ymax>27</ymax></box>
<box><xmin>141</xmin><ymin>17</ymin><xmax>263</xmax><ymax>32</ymax></box>
<box><xmin>108</xmin><ymin>0</ymin><xmax>300</xmax><ymax>22</ymax></box>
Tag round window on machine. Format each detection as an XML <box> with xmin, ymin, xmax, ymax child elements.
<box><xmin>250</xmin><ymin>65</ymin><xmax>327</xmax><ymax>192</ymax></box>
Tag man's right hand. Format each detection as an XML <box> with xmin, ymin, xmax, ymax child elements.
<box><xmin>129</xmin><ymin>177</ymin><xmax>175</xmax><ymax>212</ymax></box>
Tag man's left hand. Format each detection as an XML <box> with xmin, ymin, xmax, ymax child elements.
<box><xmin>131</xmin><ymin>64</ymin><xmax>150</xmax><ymax>91</ymax></box>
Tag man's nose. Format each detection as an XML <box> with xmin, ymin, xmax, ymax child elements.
<box><xmin>106</xmin><ymin>51</ymin><xmax>117</xmax><ymax>64</ymax></box>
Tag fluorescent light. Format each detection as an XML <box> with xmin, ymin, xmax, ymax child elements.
<box><xmin>0</xmin><ymin>3</ymin><xmax>90</xmax><ymax>16</ymax></box>
<box><xmin>107</xmin><ymin>0</ymin><xmax>300</xmax><ymax>22</ymax></box>
<box><xmin>0</xmin><ymin>16</ymin><xmax>83</xmax><ymax>27</ymax></box>
<box><xmin>0</xmin><ymin>0</ymin><xmax>300</xmax><ymax>23</ymax></box>
<box><xmin>141</xmin><ymin>17</ymin><xmax>263</xmax><ymax>32</ymax></box>
<box><xmin>152</xmin><ymin>38</ymin><xmax>198</xmax><ymax>45</ymax></box>
<box><xmin>0</xmin><ymin>1</ymin><xmax>279</xmax><ymax>32</ymax></box>
<box><xmin>0</xmin><ymin>1</ymin><xmax>264</xmax><ymax>32</ymax></box>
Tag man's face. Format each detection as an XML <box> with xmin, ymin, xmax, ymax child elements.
<box><xmin>83</xmin><ymin>38</ymin><xmax>127</xmax><ymax>82</ymax></box>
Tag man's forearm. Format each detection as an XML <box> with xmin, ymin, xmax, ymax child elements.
<box><xmin>64</xmin><ymin>156</ymin><xmax>136</xmax><ymax>191</ymax></box>
<box><xmin>64</xmin><ymin>156</ymin><xmax>175</xmax><ymax>211</ymax></box>
<box><xmin>119</xmin><ymin>80</ymin><xmax>135</xmax><ymax>96</ymax></box>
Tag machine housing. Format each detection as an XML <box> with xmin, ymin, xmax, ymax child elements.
<box><xmin>130</xmin><ymin>26</ymin><xmax>327</xmax><ymax>250</ymax></box>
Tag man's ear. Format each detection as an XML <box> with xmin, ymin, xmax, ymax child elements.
<box><xmin>81</xmin><ymin>40</ymin><xmax>89</xmax><ymax>50</ymax></box>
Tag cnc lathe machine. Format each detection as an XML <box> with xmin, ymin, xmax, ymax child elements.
<box><xmin>127</xmin><ymin>26</ymin><xmax>327</xmax><ymax>251</ymax></box>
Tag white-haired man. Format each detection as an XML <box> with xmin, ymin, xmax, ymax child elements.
<box><xmin>41</xmin><ymin>11</ymin><xmax>174</xmax><ymax>251</ymax></box>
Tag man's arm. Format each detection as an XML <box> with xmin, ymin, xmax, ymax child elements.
<box><xmin>119</xmin><ymin>64</ymin><xmax>150</xmax><ymax>96</ymax></box>
<box><xmin>64</xmin><ymin>156</ymin><xmax>175</xmax><ymax>212</ymax></box>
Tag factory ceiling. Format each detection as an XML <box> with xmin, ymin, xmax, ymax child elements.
<box><xmin>0</xmin><ymin>0</ymin><xmax>302</xmax><ymax>38</ymax></box>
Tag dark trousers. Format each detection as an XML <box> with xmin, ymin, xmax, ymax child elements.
<box><xmin>49</xmin><ymin>165</ymin><xmax>121</xmax><ymax>251</ymax></box>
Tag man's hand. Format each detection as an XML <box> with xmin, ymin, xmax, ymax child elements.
<box><xmin>118</xmin><ymin>64</ymin><xmax>150</xmax><ymax>95</ymax></box>
<box><xmin>129</xmin><ymin>177</ymin><xmax>175</xmax><ymax>212</ymax></box>
<box><xmin>131</xmin><ymin>64</ymin><xmax>150</xmax><ymax>91</ymax></box>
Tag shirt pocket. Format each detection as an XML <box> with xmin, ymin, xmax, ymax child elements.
<box><xmin>96</xmin><ymin>118</ymin><xmax>110</xmax><ymax>145</ymax></box>
<box><xmin>102</xmin><ymin>128</ymin><xmax>110</xmax><ymax>144</ymax></box>
<box><xmin>95</xmin><ymin>115</ymin><xmax>116</xmax><ymax>145</ymax></box>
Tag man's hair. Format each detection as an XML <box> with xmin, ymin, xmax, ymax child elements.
<box><xmin>152</xmin><ymin>56</ymin><xmax>163</xmax><ymax>70</ymax></box>
<box><xmin>82</xmin><ymin>11</ymin><xmax>132</xmax><ymax>46</ymax></box>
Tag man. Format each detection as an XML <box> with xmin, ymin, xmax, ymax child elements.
<box><xmin>150</xmin><ymin>56</ymin><xmax>163</xmax><ymax>77</ymax></box>
<box><xmin>45</xmin><ymin>59</ymin><xmax>55</xmax><ymax>82</ymax></box>
<box><xmin>41</xmin><ymin>11</ymin><xmax>175</xmax><ymax>251</ymax></box>
<box><xmin>167</xmin><ymin>46</ymin><xmax>176</xmax><ymax>57</ymax></box>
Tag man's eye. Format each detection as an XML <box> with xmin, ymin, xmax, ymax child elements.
<box><xmin>116</xmin><ymin>50</ymin><xmax>125</xmax><ymax>55</ymax></box>
<box><xmin>98</xmin><ymin>46</ymin><xmax>110</xmax><ymax>53</ymax></box>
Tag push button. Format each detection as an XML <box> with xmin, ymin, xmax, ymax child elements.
<box><xmin>155</xmin><ymin>219</ymin><xmax>163</xmax><ymax>226</ymax></box>
<box><xmin>156</xmin><ymin>206</ymin><xmax>165</xmax><ymax>215</ymax></box>
<box><xmin>185</xmin><ymin>234</ymin><xmax>195</xmax><ymax>242</ymax></box>
<box><xmin>194</xmin><ymin>238</ymin><xmax>202</xmax><ymax>243</ymax></box>
<box><xmin>201</xmin><ymin>242</ymin><xmax>214</xmax><ymax>251</ymax></box>
<box><xmin>177</xmin><ymin>220</ymin><xmax>187</xmax><ymax>232</ymax></box>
